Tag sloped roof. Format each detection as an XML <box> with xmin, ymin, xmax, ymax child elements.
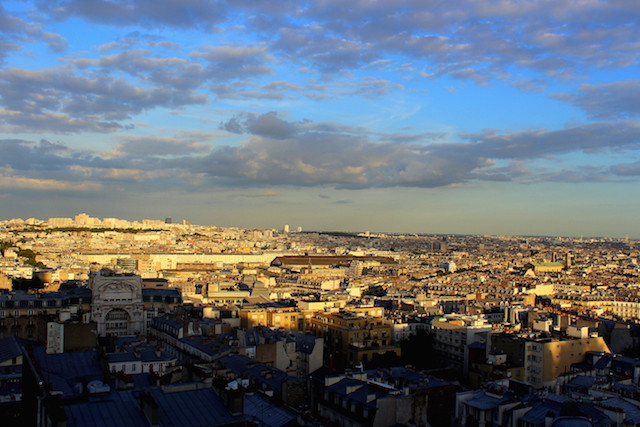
<box><xmin>244</xmin><ymin>393</ymin><xmax>296</xmax><ymax>427</ymax></box>
<box><xmin>32</xmin><ymin>347</ymin><xmax>103</xmax><ymax>398</ymax></box>
<box><xmin>151</xmin><ymin>387</ymin><xmax>237</xmax><ymax>427</ymax></box>
<box><xmin>0</xmin><ymin>336</ymin><xmax>23</xmax><ymax>363</ymax></box>
<box><xmin>65</xmin><ymin>391</ymin><xmax>148</xmax><ymax>427</ymax></box>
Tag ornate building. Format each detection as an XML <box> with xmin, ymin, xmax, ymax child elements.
<box><xmin>89</xmin><ymin>269</ymin><xmax>146</xmax><ymax>336</ymax></box>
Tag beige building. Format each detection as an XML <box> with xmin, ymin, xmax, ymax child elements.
<box><xmin>524</xmin><ymin>328</ymin><xmax>610</xmax><ymax>388</ymax></box>
<box><xmin>0</xmin><ymin>273</ymin><xmax>11</xmax><ymax>291</ymax></box>
<box><xmin>307</xmin><ymin>310</ymin><xmax>399</xmax><ymax>369</ymax></box>
<box><xmin>240</xmin><ymin>306</ymin><xmax>304</xmax><ymax>331</ymax></box>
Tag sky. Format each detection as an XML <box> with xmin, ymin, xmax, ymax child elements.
<box><xmin>0</xmin><ymin>0</ymin><xmax>639</xmax><ymax>237</ymax></box>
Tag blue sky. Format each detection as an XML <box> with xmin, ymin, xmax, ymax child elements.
<box><xmin>1</xmin><ymin>0</ymin><xmax>639</xmax><ymax>237</ymax></box>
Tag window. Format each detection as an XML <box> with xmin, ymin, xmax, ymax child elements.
<box><xmin>106</xmin><ymin>309</ymin><xmax>130</xmax><ymax>336</ymax></box>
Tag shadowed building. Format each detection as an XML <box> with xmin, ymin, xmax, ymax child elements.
<box><xmin>307</xmin><ymin>310</ymin><xmax>399</xmax><ymax>370</ymax></box>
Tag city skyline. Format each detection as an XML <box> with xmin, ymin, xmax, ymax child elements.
<box><xmin>1</xmin><ymin>1</ymin><xmax>639</xmax><ymax>237</ymax></box>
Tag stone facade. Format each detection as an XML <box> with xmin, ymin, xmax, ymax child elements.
<box><xmin>89</xmin><ymin>270</ymin><xmax>145</xmax><ymax>336</ymax></box>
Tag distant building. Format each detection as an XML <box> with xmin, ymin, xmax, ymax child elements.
<box><xmin>116</xmin><ymin>258</ymin><xmax>138</xmax><ymax>272</ymax></box>
<box><xmin>74</xmin><ymin>213</ymin><xmax>99</xmax><ymax>226</ymax></box>
<box><xmin>440</xmin><ymin>260</ymin><xmax>457</xmax><ymax>273</ymax></box>
<box><xmin>525</xmin><ymin>262</ymin><xmax>565</xmax><ymax>273</ymax></box>
<box><xmin>46</xmin><ymin>217</ymin><xmax>73</xmax><ymax>227</ymax></box>
<box><xmin>271</xmin><ymin>255</ymin><xmax>396</xmax><ymax>269</ymax></box>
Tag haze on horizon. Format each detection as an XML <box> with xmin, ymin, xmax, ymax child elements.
<box><xmin>0</xmin><ymin>1</ymin><xmax>639</xmax><ymax>238</ymax></box>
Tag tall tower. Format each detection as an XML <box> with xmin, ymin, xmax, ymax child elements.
<box><xmin>283</xmin><ymin>224</ymin><xmax>290</xmax><ymax>233</ymax></box>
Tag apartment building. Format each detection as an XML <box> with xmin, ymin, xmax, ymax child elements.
<box><xmin>430</xmin><ymin>315</ymin><xmax>492</xmax><ymax>376</ymax></box>
<box><xmin>307</xmin><ymin>310</ymin><xmax>399</xmax><ymax>370</ymax></box>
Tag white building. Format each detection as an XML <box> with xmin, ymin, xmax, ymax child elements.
<box><xmin>430</xmin><ymin>314</ymin><xmax>492</xmax><ymax>375</ymax></box>
<box><xmin>107</xmin><ymin>346</ymin><xmax>177</xmax><ymax>375</ymax></box>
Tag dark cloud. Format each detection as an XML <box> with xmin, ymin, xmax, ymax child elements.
<box><xmin>460</xmin><ymin>122</ymin><xmax>640</xmax><ymax>159</ymax></box>
<box><xmin>0</xmin><ymin>67</ymin><xmax>206</xmax><ymax>133</ymax></box>
<box><xmin>349</xmin><ymin>79</ymin><xmax>404</xmax><ymax>97</ymax></box>
<box><xmin>95</xmin><ymin>32</ymin><xmax>177</xmax><ymax>51</ymax></box>
<box><xmin>202</xmin><ymin>116</ymin><xmax>640</xmax><ymax>189</ymax></box>
<box><xmin>72</xmin><ymin>46</ymin><xmax>275</xmax><ymax>94</ymax></box>
<box><xmin>263</xmin><ymin>81</ymin><xmax>303</xmax><ymax>91</ymax></box>
<box><xmin>37</xmin><ymin>0</ymin><xmax>226</xmax><ymax>29</ymax></box>
<box><xmin>0</xmin><ymin>4</ymin><xmax>68</xmax><ymax>61</ymax></box>
<box><xmin>25</xmin><ymin>26</ymin><xmax>68</xmax><ymax>52</ymax></box>
<box><xmin>221</xmin><ymin>112</ymin><xmax>375</xmax><ymax>140</ymax></box>
<box><xmin>469</xmin><ymin>161</ymin><xmax>531</xmax><ymax>182</ymax></box>
<box><xmin>552</xmin><ymin>80</ymin><xmax>640</xmax><ymax>120</ymax></box>
<box><xmin>609</xmin><ymin>161</ymin><xmax>640</xmax><ymax>177</ymax></box>
<box><xmin>0</xmin><ymin>134</ymin><xmax>214</xmax><ymax>194</ymax></box>
<box><xmin>0</xmin><ymin>5</ymin><xmax>24</xmax><ymax>33</ymax></box>
<box><xmin>512</xmin><ymin>78</ymin><xmax>548</xmax><ymax>93</ymax></box>
<box><xmin>116</xmin><ymin>137</ymin><xmax>211</xmax><ymax>156</ymax></box>
<box><xmin>17</xmin><ymin>0</ymin><xmax>638</xmax><ymax>85</ymax></box>
<box><xmin>526</xmin><ymin>166</ymin><xmax>611</xmax><ymax>184</ymax></box>
<box><xmin>191</xmin><ymin>45</ymin><xmax>273</xmax><ymax>81</ymax></box>
<box><xmin>208</xmin><ymin>114</ymin><xmax>490</xmax><ymax>189</ymax></box>
<box><xmin>0</xmin><ymin>139</ymin><xmax>87</xmax><ymax>172</ymax></box>
<box><xmin>220</xmin><ymin>112</ymin><xmax>300</xmax><ymax>139</ymax></box>
<box><xmin>219</xmin><ymin>116</ymin><xmax>244</xmax><ymax>134</ymax></box>
<box><xmin>384</xmin><ymin>132</ymin><xmax>445</xmax><ymax>143</ymax></box>
<box><xmin>245</xmin><ymin>113</ymin><xmax>299</xmax><ymax>139</ymax></box>
<box><xmin>3</xmin><ymin>115</ymin><xmax>640</xmax><ymax>196</ymax></box>
<box><xmin>293</xmin><ymin>0</ymin><xmax>640</xmax><ymax>78</ymax></box>
<box><xmin>71</xmin><ymin>49</ymin><xmax>207</xmax><ymax>90</ymax></box>
<box><xmin>217</xmin><ymin>91</ymin><xmax>289</xmax><ymax>101</ymax></box>
<box><xmin>274</xmin><ymin>29</ymin><xmax>377</xmax><ymax>73</ymax></box>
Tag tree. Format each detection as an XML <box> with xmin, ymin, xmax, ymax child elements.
<box><xmin>12</xmin><ymin>277</ymin><xmax>44</xmax><ymax>291</ymax></box>
<box><xmin>17</xmin><ymin>249</ymin><xmax>45</xmax><ymax>267</ymax></box>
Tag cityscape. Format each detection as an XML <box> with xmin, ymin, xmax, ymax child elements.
<box><xmin>2</xmin><ymin>0</ymin><xmax>640</xmax><ymax>426</ymax></box>
<box><xmin>0</xmin><ymin>214</ymin><xmax>639</xmax><ymax>426</ymax></box>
